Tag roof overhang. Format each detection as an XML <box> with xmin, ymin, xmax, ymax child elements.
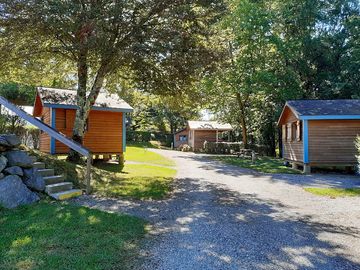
<box><xmin>299</xmin><ymin>115</ymin><xmax>360</xmax><ymax>120</ymax></box>
<box><xmin>277</xmin><ymin>102</ymin><xmax>301</xmax><ymax>126</ymax></box>
<box><xmin>43</xmin><ymin>103</ymin><xmax>133</xmax><ymax>113</ymax></box>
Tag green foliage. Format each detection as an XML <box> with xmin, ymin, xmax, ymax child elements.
<box><xmin>0</xmin><ymin>201</ymin><xmax>147</xmax><ymax>270</ymax></box>
<box><xmin>203</xmin><ymin>0</ymin><xmax>360</xmax><ymax>156</ymax></box>
<box><xmin>0</xmin><ymin>83</ymin><xmax>35</xmax><ymax>105</ymax></box>
<box><xmin>203</xmin><ymin>142</ymin><xmax>244</xmax><ymax>154</ymax></box>
<box><xmin>304</xmin><ymin>187</ymin><xmax>360</xmax><ymax>197</ymax></box>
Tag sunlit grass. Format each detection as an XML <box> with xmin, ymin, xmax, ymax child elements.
<box><xmin>304</xmin><ymin>187</ymin><xmax>360</xmax><ymax>197</ymax></box>
<box><xmin>93</xmin><ymin>163</ymin><xmax>176</xmax><ymax>199</ymax></box>
<box><xmin>211</xmin><ymin>156</ymin><xmax>300</xmax><ymax>174</ymax></box>
<box><xmin>27</xmin><ymin>144</ymin><xmax>177</xmax><ymax>200</ymax></box>
<box><xmin>125</xmin><ymin>146</ymin><xmax>175</xmax><ymax>167</ymax></box>
<box><xmin>0</xmin><ymin>201</ymin><xmax>147</xmax><ymax>270</ymax></box>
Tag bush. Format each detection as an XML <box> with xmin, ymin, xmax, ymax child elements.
<box><xmin>179</xmin><ymin>144</ymin><xmax>192</xmax><ymax>152</ymax></box>
<box><xmin>127</xmin><ymin>130</ymin><xmax>152</xmax><ymax>142</ymax></box>
<box><xmin>203</xmin><ymin>141</ymin><xmax>244</xmax><ymax>154</ymax></box>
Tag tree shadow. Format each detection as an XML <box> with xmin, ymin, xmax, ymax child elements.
<box><xmin>178</xmin><ymin>154</ymin><xmax>360</xmax><ymax>189</ymax></box>
<box><xmin>74</xmin><ymin>177</ymin><xmax>360</xmax><ymax>270</ymax></box>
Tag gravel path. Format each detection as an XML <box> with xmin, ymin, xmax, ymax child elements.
<box><xmin>74</xmin><ymin>150</ymin><xmax>360</xmax><ymax>270</ymax></box>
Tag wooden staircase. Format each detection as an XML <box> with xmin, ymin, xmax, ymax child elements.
<box><xmin>32</xmin><ymin>158</ymin><xmax>82</xmax><ymax>200</ymax></box>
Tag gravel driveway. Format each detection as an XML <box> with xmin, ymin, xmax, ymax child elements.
<box><xmin>74</xmin><ymin>150</ymin><xmax>360</xmax><ymax>270</ymax></box>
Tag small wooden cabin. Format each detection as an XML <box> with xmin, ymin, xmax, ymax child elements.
<box><xmin>278</xmin><ymin>100</ymin><xmax>360</xmax><ymax>173</ymax></box>
<box><xmin>33</xmin><ymin>87</ymin><xmax>133</xmax><ymax>157</ymax></box>
<box><xmin>174</xmin><ymin>121</ymin><xmax>233</xmax><ymax>151</ymax></box>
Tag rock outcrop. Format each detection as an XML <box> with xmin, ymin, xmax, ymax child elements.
<box><xmin>0</xmin><ymin>134</ymin><xmax>43</xmax><ymax>208</ymax></box>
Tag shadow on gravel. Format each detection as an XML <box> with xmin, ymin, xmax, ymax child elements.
<box><xmin>75</xmin><ymin>177</ymin><xmax>360</xmax><ymax>270</ymax></box>
<box><xmin>179</xmin><ymin>154</ymin><xmax>360</xmax><ymax>189</ymax></box>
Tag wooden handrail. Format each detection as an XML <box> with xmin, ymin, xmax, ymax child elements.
<box><xmin>0</xmin><ymin>96</ymin><xmax>93</xmax><ymax>194</ymax></box>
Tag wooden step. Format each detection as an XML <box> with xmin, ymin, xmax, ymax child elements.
<box><xmin>37</xmin><ymin>168</ymin><xmax>54</xmax><ymax>177</ymax></box>
<box><xmin>43</xmin><ymin>175</ymin><xmax>64</xmax><ymax>185</ymax></box>
<box><xmin>45</xmin><ymin>182</ymin><xmax>73</xmax><ymax>194</ymax></box>
<box><xmin>50</xmin><ymin>189</ymin><xmax>83</xmax><ymax>200</ymax></box>
<box><xmin>33</xmin><ymin>162</ymin><xmax>46</xmax><ymax>169</ymax></box>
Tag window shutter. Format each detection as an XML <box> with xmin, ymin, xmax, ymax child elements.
<box><xmin>296</xmin><ymin>121</ymin><xmax>302</xmax><ymax>141</ymax></box>
<box><xmin>282</xmin><ymin>125</ymin><xmax>286</xmax><ymax>141</ymax></box>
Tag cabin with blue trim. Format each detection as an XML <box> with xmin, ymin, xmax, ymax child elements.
<box><xmin>278</xmin><ymin>100</ymin><xmax>360</xmax><ymax>173</ymax></box>
<box><xmin>33</xmin><ymin>87</ymin><xmax>133</xmax><ymax>157</ymax></box>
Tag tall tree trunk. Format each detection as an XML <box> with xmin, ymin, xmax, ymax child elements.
<box><xmin>67</xmin><ymin>47</ymin><xmax>88</xmax><ymax>162</ymax></box>
<box><xmin>67</xmin><ymin>63</ymin><xmax>108</xmax><ymax>162</ymax></box>
<box><xmin>236</xmin><ymin>92</ymin><xmax>248</xmax><ymax>147</ymax></box>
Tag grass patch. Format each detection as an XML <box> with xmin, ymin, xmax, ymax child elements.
<box><xmin>304</xmin><ymin>187</ymin><xmax>360</xmax><ymax>197</ymax></box>
<box><xmin>0</xmin><ymin>201</ymin><xmax>147</xmax><ymax>270</ymax></box>
<box><xmin>93</xmin><ymin>163</ymin><xmax>176</xmax><ymax>199</ymax></box>
<box><xmin>125</xmin><ymin>146</ymin><xmax>175</xmax><ymax>167</ymax></box>
<box><xmin>211</xmin><ymin>156</ymin><xmax>300</xmax><ymax>174</ymax></box>
<box><xmin>26</xmin><ymin>145</ymin><xmax>176</xmax><ymax>200</ymax></box>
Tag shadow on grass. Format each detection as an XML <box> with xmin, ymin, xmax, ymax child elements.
<box><xmin>0</xmin><ymin>201</ymin><xmax>147</xmax><ymax>270</ymax></box>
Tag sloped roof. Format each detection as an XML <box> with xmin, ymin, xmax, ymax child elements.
<box><xmin>287</xmin><ymin>100</ymin><xmax>360</xmax><ymax>116</ymax></box>
<box><xmin>188</xmin><ymin>121</ymin><xmax>232</xmax><ymax>130</ymax></box>
<box><xmin>36</xmin><ymin>87</ymin><xmax>133</xmax><ymax>111</ymax></box>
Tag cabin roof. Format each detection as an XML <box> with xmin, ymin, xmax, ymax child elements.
<box><xmin>278</xmin><ymin>99</ymin><xmax>360</xmax><ymax>125</ymax></box>
<box><xmin>187</xmin><ymin>121</ymin><xmax>232</xmax><ymax>130</ymax></box>
<box><xmin>36</xmin><ymin>87</ymin><xmax>133</xmax><ymax>112</ymax></box>
<box><xmin>287</xmin><ymin>100</ymin><xmax>360</xmax><ymax>116</ymax></box>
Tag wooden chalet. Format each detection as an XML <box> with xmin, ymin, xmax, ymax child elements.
<box><xmin>174</xmin><ymin>121</ymin><xmax>233</xmax><ymax>151</ymax></box>
<box><xmin>278</xmin><ymin>100</ymin><xmax>360</xmax><ymax>173</ymax></box>
<box><xmin>33</xmin><ymin>87</ymin><xmax>133</xmax><ymax>157</ymax></box>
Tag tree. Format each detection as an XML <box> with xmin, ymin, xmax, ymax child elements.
<box><xmin>203</xmin><ymin>0</ymin><xmax>302</xmax><ymax>148</ymax></box>
<box><xmin>0</xmin><ymin>0</ymin><xmax>225</xmax><ymax>161</ymax></box>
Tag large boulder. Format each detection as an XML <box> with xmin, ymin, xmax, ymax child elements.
<box><xmin>2</xmin><ymin>134</ymin><xmax>21</xmax><ymax>148</ymax></box>
<box><xmin>0</xmin><ymin>155</ymin><xmax>7</xmax><ymax>172</ymax></box>
<box><xmin>5</xmin><ymin>150</ymin><xmax>33</xmax><ymax>168</ymax></box>
<box><xmin>0</xmin><ymin>175</ymin><xmax>39</xmax><ymax>208</ymax></box>
<box><xmin>22</xmin><ymin>168</ymin><xmax>45</xmax><ymax>192</ymax></box>
<box><xmin>0</xmin><ymin>136</ymin><xmax>10</xmax><ymax>148</ymax></box>
<box><xmin>4</xmin><ymin>166</ymin><xmax>23</xmax><ymax>176</ymax></box>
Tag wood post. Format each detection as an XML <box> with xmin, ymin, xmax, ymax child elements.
<box><xmin>85</xmin><ymin>155</ymin><xmax>92</xmax><ymax>195</ymax></box>
<box><xmin>303</xmin><ymin>164</ymin><xmax>311</xmax><ymax>174</ymax></box>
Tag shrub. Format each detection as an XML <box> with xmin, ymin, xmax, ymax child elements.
<box><xmin>203</xmin><ymin>141</ymin><xmax>244</xmax><ymax>154</ymax></box>
<box><xmin>179</xmin><ymin>144</ymin><xmax>192</xmax><ymax>152</ymax></box>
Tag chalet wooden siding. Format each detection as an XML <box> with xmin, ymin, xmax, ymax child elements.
<box><xmin>308</xmin><ymin>120</ymin><xmax>360</xmax><ymax>165</ymax></box>
<box><xmin>54</xmin><ymin>109</ymin><xmax>123</xmax><ymax>154</ymax></box>
<box><xmin>193</xmin><ymin>130</ymin><xmax>217</xmax><ymax>150</ymax></box>
<box><xmin>281</xmin><ymin>107</ymin><xmax>303</xmax><ymax>162</ymax></box>
<box><xmin>39</xmin><ymin>107</ymin><xmax>51</xmax><ymax>153</ymax></box>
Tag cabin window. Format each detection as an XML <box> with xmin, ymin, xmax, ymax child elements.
<box><xmin>179</xmin><ymin>135</ymin><xmax>187</xmax><ymax>142</ymax></box>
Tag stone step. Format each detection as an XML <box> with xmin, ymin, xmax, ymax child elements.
<box><xmin>43</xmin><ymin>175</ymin><xmax>64</xmax><ymax>185</ymax></box>
<box><xmin>37</xmin><ymin>168</ymin><xmax>54</xmax><ymax>177</ymax></box>
<box><xmin>29</xmin><ymin>156</ymin><xmax>37</xmax><ymax>163</ymax></box>
<box><xmin>50</xmin><ymin>189</ymin><xmax>83</xmax><ymax>200</ymax></box>
<box><xmin>33</xmin><ymin>162</ymin><xmax>46</xmax><ymax>169</ymax></box>
<box><xmin>45</xmin><ymin>182</ymin><xmax>73</xmax><ymax>194</ymax></box>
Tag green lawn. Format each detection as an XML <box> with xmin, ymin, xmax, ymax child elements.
<box><xmin>0</xmin><ymin>201</ymin><xmax>147</xmax><ymax>270</ymax></box>
<box><xmin>211</xmin><ymin>156</ymin><xmax>300</xmax><ymax>174</ymax></box>
<box><xmin>304</xmin><ymin>187</ymin><xmax>360</xmax><ymax>197</ymax></box>
<box><xmin>28</xmin><ymin>144</ymin><xmax>176</xmax><ymax>200</ymax></box>
<box><xmin>93</xmin><ymin>163</ymin><xmax>176</xmax><ymax>199</ymax></box>
<box><xmin>125</xmin><ymin>146</ymin><xmax>175</xmax><ymax>167</ymax></box>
